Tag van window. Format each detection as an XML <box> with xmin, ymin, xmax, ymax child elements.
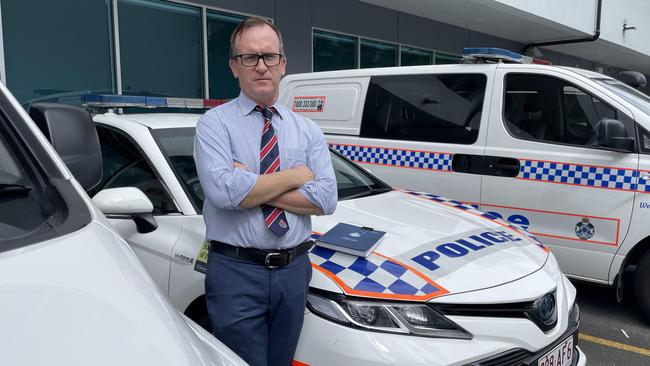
<box><xmin>90</xmin><ymin>126</ymin><xmax>177</xmax><ymax>214</ymax></box>
<box><xmin>504</xmin><ymin>74</ymin><xmax>635</xmax><ymax>148</ymax></box>
<box><xmin>360</xmin><ymin>74</ymin><xmax>486</xmax><ymax>144</ymax></box>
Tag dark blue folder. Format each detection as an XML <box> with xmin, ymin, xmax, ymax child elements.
<box><xmin>315</xmin><ymin>223</ymin><xmax>386</xmax><ymax>257</ymax></box>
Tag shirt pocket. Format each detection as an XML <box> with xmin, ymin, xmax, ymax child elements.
<box><xmin>283</xmin><ymin>148</ymin><xmax>307</xmax><ymax>169</ymax></box>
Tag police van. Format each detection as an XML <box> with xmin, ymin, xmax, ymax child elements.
<box><xmin>43</xmin><ymin>93</ymin><xmax>587</xmax><ymax>365</ymax></box>
<box><xmin>0</xmin><ymin>85</ymin><xmax>245</xmax><ymax>365</ymax></box>
<box><xmin>279</xmin><ymin>47</ymin><xmax>650</xmax><ymax>320</ymax></box>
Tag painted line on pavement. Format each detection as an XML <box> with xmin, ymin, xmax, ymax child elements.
<box><xmin>580</xmin><ymin>333</ymin><xmax>650</xmax><ymax>357</ymax></box>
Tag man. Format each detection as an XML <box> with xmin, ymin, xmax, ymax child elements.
<box><xmin>194</xmin><ymin>17</ymin><xmax>337</xmax><ymax>366</ymax></box>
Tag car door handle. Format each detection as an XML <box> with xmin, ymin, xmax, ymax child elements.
<box><xmin>484</xmin><ymin>157</ymin><xmax>520</xmax><ymax>177</ymax></box>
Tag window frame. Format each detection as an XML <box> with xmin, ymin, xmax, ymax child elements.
<box><xmin>501</xmin><ymin>72</ymin><xmax>638</xmax><ymax>153</ymax></box>
<box><xmin>93</xmin><ymin>123</ymin><xmax>181</xmax><ymax>215</ymax></box>
<box><xmin>359</xmin><ymin>73</ymin><xmax>488</xmax><ymax>145</ymax></box>
<box><xmin>0</xmin><ymin>89</ymin><xmax>91</xmax><ymax>251</ymax></box>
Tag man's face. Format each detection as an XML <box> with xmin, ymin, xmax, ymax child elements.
<box><xmin>229</xmin><ymin>24</ymin><xmax>286</xmax><ymax>106</ymax></box>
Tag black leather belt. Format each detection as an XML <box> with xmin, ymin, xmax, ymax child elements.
<box><xmin>209</xmin><ymin>240</ymin><xmax>314</xmax><ymax>269</ymax></box>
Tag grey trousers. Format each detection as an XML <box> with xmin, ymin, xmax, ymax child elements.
<box><xmin>205</xmin><ymin>250</ymin><xmax>312</xmax><ymax>366</ymax></box>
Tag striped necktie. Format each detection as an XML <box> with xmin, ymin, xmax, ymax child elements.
<box><xmin>256</xmin><ymin>105</ymin><xmax>289</xmax><ymax>237</ymax></box>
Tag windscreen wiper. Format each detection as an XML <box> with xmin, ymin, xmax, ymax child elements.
<box><xmin>342</xmin><ymin>186</ymin><xmax>392</xmax><ymax>200</ymax></box>
<box><xmin>0</xmin><ymin>183</ymin><xmax>32</xmax><ymax>197</ymax></box>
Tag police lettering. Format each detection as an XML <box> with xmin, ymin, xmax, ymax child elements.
<box><xmin>411</xmin><ymin>230</ymin><xmax>522</xmax><ymax>271</ymax></box>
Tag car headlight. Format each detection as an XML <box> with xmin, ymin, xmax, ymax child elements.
<box><xmin>307</xmin><ymin>289</ymin><xmax>472</xmax><ymax>339</ymax></box>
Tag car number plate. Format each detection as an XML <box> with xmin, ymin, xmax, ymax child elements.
<box><xmin>537</xmin><ymin>335</ymin><xmax>574</xmax><ymax>366</ymax></box>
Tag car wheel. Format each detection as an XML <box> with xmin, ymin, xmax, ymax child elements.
<box><xmin>634</xmin><ymin>250</ymin><xmax>650</xmax><ymax>322</ymax></box>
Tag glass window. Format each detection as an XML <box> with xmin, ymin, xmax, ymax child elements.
<box><xmin>401</xmin><ymin>46</ymin><xmax>432</xmax><ymax>66</ymax></box>
<box><xmin>360</xmin><ymin>39</ymin><xmax>397</xmax><ymax>69</ymax></box>
<box><xmin>360</xmin><ymin>74</ymin><xmax>487</xmax><ymax>144</ymax></box>
<box><xmin>638</xmin><ymin>126</ymin><xmax>650</xmax><ymax>154</ymax></box>
<box><xmin>1</xmin><ymin>0</ymin><xmax>114</xmax><ymax>105</ymax></box>
<box><xmin>0</xmin><ymin>104</ymin><xmax>88</xmax><ymax>249</ymax></box>
<box><xmin>504</xmin><ymin>74</ymin><xmax>634</xmax><ymax>148</ymax></box>
<box><xmin>207</xmin><ymin>10</ymin><xmax>245</xmax><ymax>99</ymax></box>
<box><xmin>91</xmin><ymin>126</ymin><xmax>176</xmax><ymax>214</ymax></box>
<box><xmin>118</xmin><ymin>0</ymin><xmax>202</xmax><ymax>98</ymax></box>
<box><xmin>435</xmin><ymin>51</ymin><xmax>462</xmax><ymax>65</ymax></box>
<box><xmin>313</xmin><ymin>30</ymin><xmax>357</xmax><ymax>72</ymax></box>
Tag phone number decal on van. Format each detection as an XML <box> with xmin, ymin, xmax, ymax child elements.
<box><xmin>292</xmin><ymin>96</ymin><xmax>326</xmax><ymax>112</ymax></box>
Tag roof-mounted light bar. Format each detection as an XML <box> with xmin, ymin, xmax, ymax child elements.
<box><xmin>81</xmin><ymin>94</ymin><xmax>230</xmax><ymax>109</ymax></box>
<box><xmin>463</xmin><ymin>47</ymin><xmax>551</xmax><ymax>65</ymax></box>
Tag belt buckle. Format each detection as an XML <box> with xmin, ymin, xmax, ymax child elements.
<box><xmin>265</xmin><ymin>252</ymin><xmax>282</xmax><ymax>269</ymax></box>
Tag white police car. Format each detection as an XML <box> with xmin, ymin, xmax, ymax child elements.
<box><xmin>280</xmin><ymin>47</ymin><xmax>650</xmax><ymax>320</ymax></box>
<box><xmin>0</xmin><ymin>87</ymin><xmax>245</xmax><ymax>365</ymax></box>
<box><xmin>64</xmin><ymin>94</ymin><xmax>586</xmax><ymax>365</ymax></box>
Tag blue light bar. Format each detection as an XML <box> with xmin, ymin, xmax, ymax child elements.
<box><xmin>463</xmin><ymin>47</ymin><xmax>524</xmax><ymax>61</ymax></box>
<box><xmin>81</xmin><ymin>94</ymin><xmax>146</xmax><ymax>107</ymax></box>
<box><xmin>81</xmin><ymin>94</ymin><xmax>231</xmax><ymax>109</ymax></box>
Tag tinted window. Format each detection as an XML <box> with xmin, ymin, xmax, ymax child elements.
<box><xmin>207</xmin><ymin>10</ymin><xmax>246</xmax><ymax>99</ymax></box>
<box><xmin>401</xmin><ymin>46</ymin><xmax>432</xmax><ymax>66</ymax></box>
<box><xmin>118</xmin><ymin>0</ymin><xmax>202</xmax><ymax>98</ymax></box>
<box><xmin>0</xmin><ymin>100</ymin><xmax>89</xmax><ymax>250</ymax></box>
<box><xmin>313</xmin><ymin>30</ymin><xmax>357</xmax><ymax>72</ymax></box>
<box><xmin>360</xmin><ymin>39</ymin><xmax>397</xmax><ymax>69</ymax></box>
<box><xmin>504</xmin><ymin>74</ymin><xmax>635</xmax><ymax>148</ymax></box>
<box><xmin>91</xmin><ymin>126</ymin><xmax>176</xmax><ymax>214</ymax></box>
<box><xmin>1</xmin><ymin>0</ymin><xmax>114</xmax><ymax>104</ymax></box>
<box><xmin>360</xmin><ymin>74</ymin><xmax>487</xmax><ymax>144</ymax></box>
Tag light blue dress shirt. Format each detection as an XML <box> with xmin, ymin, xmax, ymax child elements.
<box><xmin>194</xmin><ymin>92</ymin><xmax>337</xmax><ymax>250</ymax></box>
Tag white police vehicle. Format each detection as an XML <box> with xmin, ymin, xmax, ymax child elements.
<box><xmin>0</xmin><ymin>87</ymin><xmax>245</xmax><ymax>365</ymax></box>
<box><xmin>280</xmin><ymin>47</ymin><xmax>650</xmax><ymax>320</ymax></box>
<box><xmin>65</xmin><ymin>94</ymin><xmax>586</xmax><ymax>365</ymax></box>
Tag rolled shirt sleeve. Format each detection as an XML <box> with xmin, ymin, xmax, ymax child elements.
<box><xmin>298</xmin><ymin>121</ymin><xmax>338</xmax><ymax>215</ymax></box>
<box><xmin>194</xmin><ymin>112</ymin><xmax>257</xmax><ymax>210</ymax></box>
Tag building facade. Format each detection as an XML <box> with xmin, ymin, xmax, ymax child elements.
<box><xmin>1</xmin><ymin>0</ymin><xmax>649</xmax><ymax>105</ymax></box>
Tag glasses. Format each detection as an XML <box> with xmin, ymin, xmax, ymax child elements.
<box><xmin>233</xmin><ymin>53</ymin><xmax>283</xmax><ymax>67</ymax></box>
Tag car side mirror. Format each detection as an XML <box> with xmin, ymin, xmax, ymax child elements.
<box><xmin>598</xmin><ymin>118</ymin><xmax>635</xmax><ymax>152</ymax></box>
<box><xmin>29</xmin><ymin>103</ymin><xmax>102</xmax><ymax>190</ymax></box>
<box><xmin>618</xmin><ymin>71</ymin><xmax>647</xmax><ymax>89</ymax></box>
<box><xmin>93</xmin><ymin>187</ymin><xmax>158</xmax><ymax>233</ymax></box>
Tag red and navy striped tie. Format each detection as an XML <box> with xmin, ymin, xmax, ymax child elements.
<box><xmin>256</xmin><ymin>105</ymin><xmax>289</xmax><ymax>236</ymax></box>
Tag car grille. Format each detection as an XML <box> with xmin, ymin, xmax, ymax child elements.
<box><xmin>468</xmin><ymin>349</ymin><xmax>532</xmax><ymax>366</ymax></box>
<box><xmin>464</xmin><ymin>304</ymin><xmax>580</xmax><ymax>366</ymax></box>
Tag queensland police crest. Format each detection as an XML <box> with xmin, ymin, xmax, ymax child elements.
<box><xmin>575</xmin><ymin>217</ymin><xmax>594</xmax><ymax>240</ymax></box>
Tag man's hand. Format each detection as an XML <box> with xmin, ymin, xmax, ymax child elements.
<box><xmin>289</xmin><ymin>165</ymin><xmax>314</xmax><ymax>187</ymax></box>
<box><xmin>239</xmin><ymin>165</ymin><xmax>315</xmax><ymax>209</ymax></box>
<box><xmin>233</xmin><ymin>161</ymin><xmax>251</xmax><ymax>172</ymax></box>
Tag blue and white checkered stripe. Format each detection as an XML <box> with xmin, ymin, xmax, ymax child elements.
<box><xmin>309</xmin><ymin>244</ymin><xmax>442</xmax><ymax>297</ymax></box>
<box><xmin>519</xmin><ymin>160</ymin><xmax>639</xmax><ymax>191</ymax></box>
<box><xmin>403</xmin><ymin>190</ymin><xmax>546</xmax><ymax>247</ymax></box>
<box><xmin>330</xmin><ymin>144</ymin><xmax>452</xmax><ymax>171</ymax></box>
<box><xmin>637</xmin><ymin>171</ymin><xmax>650</xmax><ymax>193</ymax></box>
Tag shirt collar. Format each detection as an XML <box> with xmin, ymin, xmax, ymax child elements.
<box><xmin>237</xmin><ymin>91</ymin><xmax>283</xmax><ymax>120</ymax></box>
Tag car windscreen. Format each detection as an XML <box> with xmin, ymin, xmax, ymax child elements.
<box><xmin>0</xmin><ymin>104</ymin><xmax>89</xmax><ymax>250</ymax></box>
<box><xmin>594</xmin><ymin>78</ymin><xmax>650</xmax><ymax>117</ymax></box>
<box><xmin>152</xmin><ymin>127</ymin><xmax>391</xmax><ymax>213</ymax></box>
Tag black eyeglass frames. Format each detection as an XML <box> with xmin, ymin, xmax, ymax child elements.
<box><xmin>232</xmin><ymin>53</ymin><xmax>283</xmax><ymax>67</ymax></box>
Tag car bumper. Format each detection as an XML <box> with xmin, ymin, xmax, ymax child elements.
<box><xmin>294</xmin><ymin>305</ymin><xmax>584</xmax><ymax>366</ymax></box>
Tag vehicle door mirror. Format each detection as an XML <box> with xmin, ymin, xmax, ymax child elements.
<box><xmin>29</xmin><ymin>103</ymin><xmax>102</xmax><ymax>190</ymax></box>
<box><xmin>93</xmin><ymin>187</ymin><xmax>158</xmax><ymax>233</ymax></box>
<box><xmin>598</xmin><ymin>118</ymin><xmax>635</xmax><ymax>152</ymax></box>
<box><xmin>618</xmin><ymin>71</ymin><xmax>647</xmax><ymax>89</ymax></box>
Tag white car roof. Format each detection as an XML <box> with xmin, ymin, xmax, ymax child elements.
<box><xmin>96</xmin><ymin>112</ymin><xmax>201</xmax><ymax>129</ymax></box>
